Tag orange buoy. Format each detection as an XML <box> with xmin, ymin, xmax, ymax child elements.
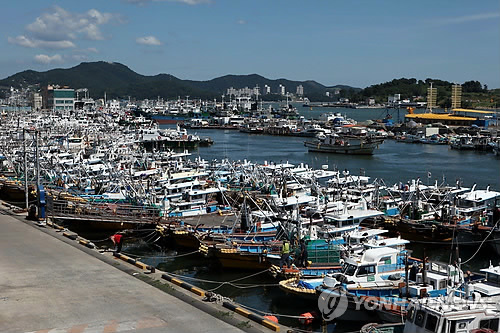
<box><xmin>299</xmin><ymin>311</ymin><xmax>317</xmax><ymax>325</ymax></box>
<box><xmin>263</xmin><ymin>315</ymin><xmax>278</xmax><ymax>323</ymax></box>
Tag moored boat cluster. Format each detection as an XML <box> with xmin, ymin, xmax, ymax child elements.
<box><xmin>1</xmin><ymin>107</ymin><xmax>499</xmax><ymax>332</ymax></box>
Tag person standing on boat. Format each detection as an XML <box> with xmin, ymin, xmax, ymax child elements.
<box><xmin>280</xmin><ymin>240</ymin><xmax>291</xmax><ymax>268</ymax></box>
<box><xmin>299</xmin><ymin>239</ymin><xmax>308</xmax><ymax>267</ymax></box>
<box><xmin>111</xmin><ymin>232</ymin><xmax>123</xmax><ymax>253</ymax></box>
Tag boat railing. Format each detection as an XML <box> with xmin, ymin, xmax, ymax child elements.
<box><xmin>307</xmin><ymin>243</ymin><xmax>341</xmax><ymax>264</ymax></box>
<box><xmin>46</xmin><ymin>196</ymin><xmax>161</xmax><ymax>225</ymax></box>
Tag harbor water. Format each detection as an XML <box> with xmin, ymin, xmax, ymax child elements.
<box><xmin>107</xmin><ymin>107</ymin><xmax>500</xmax><ymax>331</ymax></box>
<box><xmin>173</xmin><ymin>106</ymin><xmax>499</xmax><ymax>190</ymax></box>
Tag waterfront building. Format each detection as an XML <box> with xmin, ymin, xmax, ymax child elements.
<box><xmin>43</xmin><ymin>85</ymin><xmax>75</xmax><ymax>111</ymax></box>
<box><xmin>53</xmin><ymin>88</ymin><xmax>75</xmax><ymax>111</ymax></box>
<box><xmin>264</xmin><ymin>85</ymin><xmax>271</xmax><ymax>94</ymax></box>
<box><xmin>388</xmin><ymin>94</ymin><xmax>401</xmax><ymax>105</ymax></box>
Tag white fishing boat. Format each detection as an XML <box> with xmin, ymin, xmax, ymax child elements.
<box><xmin>304</xmin><ymin>134</ymin><xmax>384</xmax><ymax>155</ymax></box>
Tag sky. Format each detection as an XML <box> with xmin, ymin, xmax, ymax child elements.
<box><xmin>1</xmin><ymin>0</ymin><xmax>499</xmax><ymax>89</ymax></box>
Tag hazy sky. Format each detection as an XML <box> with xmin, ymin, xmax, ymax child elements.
<box><xmin>2</xmin><ymin>0</ymin><xmax>499</xmax><ymax>88</ymax></box>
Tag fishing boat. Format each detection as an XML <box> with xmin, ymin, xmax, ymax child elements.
<box><xmin>304</xmin><ymin>134</ymin><xmax>384</xmax><ymax>155</ymax></box>
<box><xmin>362</xmin><ymin>294</ymin><xmax>500</xmax><ymax>333</ymax></box>
<box><xmin>316</xmin><ymin>247</ymin><xmax>407</xmax><ymax>321</ymax></box>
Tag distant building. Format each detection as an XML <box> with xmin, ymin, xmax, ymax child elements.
<box><xmin>32</xmin><ymin>93</ymin><xmax>42</xmax><ymax>110</ymax></box>
<box><xmin>7</xmin><ymin>87</ymin><xmax>25</xmax><ymax>106</ymax></box>
<box><xmin>367</xmin><ymin>97</ymin><xmax>376</xmax><ymax>106</ymax></box>
<box><xmin>296</xmin><ymin>85</ymin><xmax>304</xmax><ymax>96</ymax></box>
<box><xmin>451</xmin><ymin>84</ymin><xmax>462</xmax><ymax>109</ymax></box>
<box><xmin>334</xmin><ymin>89</ymin><xmax>341</xmax><ymax>95</ymax></box>
<box><xmin>226</xmin><ymin>85</ymin><xmax>261</xmax><ymax>98</ymax></box>
<box><xmin>326</xmin><ymin>91</ymin><xmax>330</xmax><ymax>97</ymax></box>
<box><xmin>278</xmin><ymin>84</ymin><xmax>286</xmax><ymax>95</ymax></box>
<box><xmin>388</xmin><ymin>94</ymin><xmax>401</xmax><ymax>104</ymax></box>
<box><xmin>264</xmin><ymin>85</ymin><xmax>271</xmax><ymax>94</ymax></box>
<box><xmin>43</xmin><ymin>85</ymin><xmax>75</xmax><ymax>111</ymax></box>
<box><xmin>226</xmin><ymin>87</ymin><xmax>237</xmax><ymax>97</ymax></box>
<box><xmin>53</xmin><ymin>88</ymin><xmax>75</xmax><ymax>111</ymax></box>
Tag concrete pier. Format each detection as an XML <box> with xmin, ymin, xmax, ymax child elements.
<box><xmin>0</xmin><ymin>207</ymin><xmax>262</xmax><ymax>333</ymax></box>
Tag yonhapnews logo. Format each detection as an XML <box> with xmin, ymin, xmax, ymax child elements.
<box><xmin>317</xmin><ymin>288</ymin><xmax>348</xmax><ymax>321</ymax></box>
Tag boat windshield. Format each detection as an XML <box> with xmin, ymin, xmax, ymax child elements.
<box><xmin>343</xmin><ymin>264</ymin><xmax>357</xmax><ymax>276</ymax></box>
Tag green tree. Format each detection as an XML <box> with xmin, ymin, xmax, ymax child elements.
<box><xmin>462</xmin><ymin>80</ymin><xmax>483</xmax><ymax>93</ymax></box>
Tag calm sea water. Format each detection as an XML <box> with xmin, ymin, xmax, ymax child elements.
<box><xmin>178</xmin><ymin>106</ymin><xmax>499</xmax><ymax>190</ymax></box>
<box><xmin>135</xmin><ymin>108</ymin><xmax>500</xmax><ymax>331</ymax></box>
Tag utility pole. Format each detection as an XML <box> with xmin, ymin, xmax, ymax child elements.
<box><xmin>23</xmin><ymin>128</ymin><xmax>28</xmax><ymax>210</ymax></box>
<box><xmin>36</xmin><ymin>129</ymin><xmax>40</xmax><ymax>189</ymax></box>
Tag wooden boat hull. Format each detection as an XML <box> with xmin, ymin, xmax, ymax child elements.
<box><xmin>304</xmin><ymin>139</ymin><xmax>382</xmax><ymax>155</ymax></box>
<box><xmin>0</xmin><ymin>181</ymin><xmax>36</xmax><ymax>203</ymax></box>
<box><xmin>213</xmin><ymin>250</ymin><xmax>272</xmax><ymax>270</ymax></box>
<box><xmin>383</xmin><ymin>218</ymin><xmax>453</xmax><ymax>242</ymax></box>
<box><xmin>318</xmin><ymin>288</ymin><xmax>404</xmax><ymax>322</ymax></box>
<box><xmin>278</xmin><ymin>278</ymin><xmax>318</xmax><ymax>301</ymax></box>
<box><xmin>170</xmin><ymin>230</ymin><xmax>202</xmax><ymax>249</ymax></box>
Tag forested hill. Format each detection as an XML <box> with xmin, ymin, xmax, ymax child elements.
<box><xmin>1</xmin><ymin>62</ymin><xmax>496</xmax><ymax>107</ymax></box>
<box><xmin>0</xmin><ymin>61</ymin><xmax>357</xmax><ymax>101</ymax></box>
<box><xmin>346</xmin><ymin>78</ymin><xmax>497</xmax><ymax>108</ymax></box>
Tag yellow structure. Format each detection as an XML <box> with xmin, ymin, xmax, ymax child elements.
<box><xmin>405</xmin><ymin>108</ymin><xmax>496</xmax><ymax>126</ymax></box>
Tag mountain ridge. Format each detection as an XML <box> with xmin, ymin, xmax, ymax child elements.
<box><xmin>0</xmin><ymin>61</ymin><xmax>358</xmax><ymax>101</ymax></box>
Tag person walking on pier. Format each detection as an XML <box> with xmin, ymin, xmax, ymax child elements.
<box><xmin>111</xmin><ymin>232</ymin><xmax>123</xmax><ymax>253</ymax></box>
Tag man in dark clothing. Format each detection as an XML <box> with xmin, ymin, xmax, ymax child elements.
<box><xmin>111</xmin><ymin>233</ymin><xmax>123</xmax><ymax>253</ymax></box>
<box><xmin>299</xmin><ymin>239</ymin><xmax>308</xmax><ymax>267</ymax></box>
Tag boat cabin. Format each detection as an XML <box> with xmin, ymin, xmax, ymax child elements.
<box><xmin>455</xmin><ymin>187</ymin><xmax>500</xmax><ymax>220</ymax></box>
<box><xmin>404</xmin><ymin>297</ymin><xmax>500</xmax><ymax>333</ymax></box>
<box><xmin>340</xmin><ymin>247</ymin><xmax>402</xmax><ymax>283</ymax></box>
<box><xmin>409</xmin><ymin>262</ymin><xmax>463</xmax><ymax>298</ymax></box>
<box><xmin>472</xmin><ymin>264</ymin><xmax>500</xmax><ymax>296</ymax></box>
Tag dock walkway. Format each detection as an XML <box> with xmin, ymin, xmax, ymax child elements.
<box><xmin>0</xmin><ymin>207</ymin><xmax>252</xmax><ymax>333</ymax></box>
